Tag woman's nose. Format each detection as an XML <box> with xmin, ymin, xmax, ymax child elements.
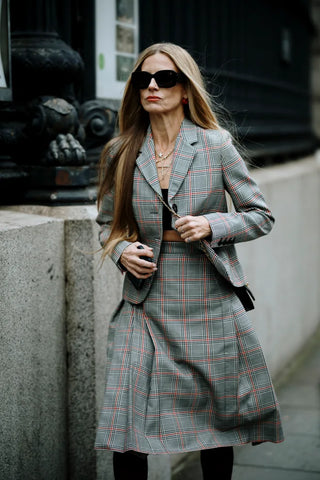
<box><xmin>148</xmin><ymin>78</ymin><xmax>159</xmax><ymax>89</ymax></box>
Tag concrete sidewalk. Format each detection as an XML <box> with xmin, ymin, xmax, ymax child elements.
<box><xmin>172</xmin><ymin>330</ymin><xmax>320</xmax><ymax>479</ymax></box>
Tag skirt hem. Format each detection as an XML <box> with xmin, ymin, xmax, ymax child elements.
<box><xmin>94</xmin><ymin>437</ymin><xmax>284</xmax><ymax>455</ymax></box>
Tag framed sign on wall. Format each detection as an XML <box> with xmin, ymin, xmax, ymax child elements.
<box><xmin>0</xmin><ymin>0</ymin><xmax>11</xmax><ymax>101</ymax></box>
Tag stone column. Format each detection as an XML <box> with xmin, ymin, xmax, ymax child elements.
<box><xmin>0</xmin><ymin>210</ymin><xmax>67</xmax><ymax>480</ymax></box>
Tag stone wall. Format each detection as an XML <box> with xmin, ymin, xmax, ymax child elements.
<box><xmin>237</xmin><ymin>156</ymin><xmax>320</xmax><ymax>375</ymax></box>
<box><xmin>1</xmin><ymin>154</ymin><xmax>320</xmax><ymax>479</ymax></box>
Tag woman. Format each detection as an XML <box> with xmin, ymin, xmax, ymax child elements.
<box><xmin>95</xmin><ymin>43</ymin><xmax>284</xmax><ymax>480</ymax></box>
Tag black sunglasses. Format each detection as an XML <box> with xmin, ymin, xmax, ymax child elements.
<box><xmin>131</xmin><ymin>70</ymin><xmax>185</xmax><ymax>89</ymax></box>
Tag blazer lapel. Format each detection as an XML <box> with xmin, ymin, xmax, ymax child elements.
<box><xmin>136</xmin><ymin>119</ymin><xmax>198</xmax><ymax>199</ymax></box>
<box><xmin>136</xmin><ymin>128</ymin><xmax>162</xmax><ymax>197</ymax></box>
<box><xmin>169</xmin><ymin>119</ymin><xmax>197</xmax><ymax>199</ymax></box>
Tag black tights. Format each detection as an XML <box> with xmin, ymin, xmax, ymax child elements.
<box><xmin>113</xmin><ymin>451</ymin><xmax>148</xmax><ymax>480</ymax></box>
<box><xmin>113</xmin><ymin>446</ymin><xmax>233</xmax><ymax>480</ymax></box>
<box><xmin>200</xmin><ymin>446</ymin><xmax>234</xmax><ymax>479</ymax></box>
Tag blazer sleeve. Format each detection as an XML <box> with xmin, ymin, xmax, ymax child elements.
<box><xmin>96</xmin><ymin>188</ymin><xmax>131</xmax><ymax>272</ymax></box>
<box><xmin>203</xmin><ymin>130</ymin><xmax>275</xmax><ymax>248</ymax></box>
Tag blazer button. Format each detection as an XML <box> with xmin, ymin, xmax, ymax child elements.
<box><xmin>172</xmin><ymin>204</ymin><xmax>178</xmax><ymax>213</ymax></box>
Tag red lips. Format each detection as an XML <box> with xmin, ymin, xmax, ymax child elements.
<box><xmin>146</xmin><ymin>96</ymin><xmax>161</xmax><ymax>101</ymax></box>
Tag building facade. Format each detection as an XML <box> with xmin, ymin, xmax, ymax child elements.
<box><xmin>0</xmin><ymin>0</ymin><xmax>317</xmax><ymax>205</ymax></box>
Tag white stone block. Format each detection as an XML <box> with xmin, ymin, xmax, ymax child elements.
<box><xmin>0</xmin><ymin>210</ymin><xmax>66</xmax><ymax>480</ymax></box>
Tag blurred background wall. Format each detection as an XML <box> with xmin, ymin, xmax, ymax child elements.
<box><xmin>1</xmin><ymin>1</ymin><xmax>320</xmax><ymax>479</ymax></box>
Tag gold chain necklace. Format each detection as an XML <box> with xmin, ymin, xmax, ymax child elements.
<box><xmin>156</xmin><ymin>152</ymin><xmax>174</xmax><ymax>181</ymax></box>
<box><xmin>155</xmin><ymin>146</ymin><xmax>175</xmax><ymax>161</ymax></box>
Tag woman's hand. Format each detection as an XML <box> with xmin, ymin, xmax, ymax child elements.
<box><xmin>120</xmin><ymin>242</ymin><xmax>157</xmax><ymax>279</ymax></box>
<box><xmin>175</xmin><ymin>216</ymin><xmax>211</xmax><ymax>243</ymax></box>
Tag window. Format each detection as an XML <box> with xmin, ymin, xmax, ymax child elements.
<box><xmin>96</xmin><ymin>0</ymin><xmax>139</xmax><ymax>99</ymax></box>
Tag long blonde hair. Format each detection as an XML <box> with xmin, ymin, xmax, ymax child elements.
<box><xmin>98</xmin><ymin>42</ymin><xmax>221</xmax><ymax>258</ymax></box>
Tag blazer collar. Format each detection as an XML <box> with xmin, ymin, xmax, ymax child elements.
<box><xmin>136</xmin><ymin>118</ymin><xmax>198</xmax><ymax>198</ymax></box>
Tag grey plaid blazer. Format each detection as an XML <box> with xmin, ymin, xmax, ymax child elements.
<box><xmin>96</xmin><ymin>118</ymin><xmax>274</xmax><ymax>304</ymax></box>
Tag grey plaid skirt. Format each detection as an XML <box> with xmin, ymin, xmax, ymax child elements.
<box><xmin>95</xmin><ymin>242</ymin><xmax>284</xmax><ymax>454</ymax></box>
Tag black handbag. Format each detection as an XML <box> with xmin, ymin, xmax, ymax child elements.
<box><xmin>232</xmin><ymin>284</ymin><xmax>255</xmax><ymax>311</ymax></box>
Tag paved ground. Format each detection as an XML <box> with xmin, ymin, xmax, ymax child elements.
<box><xmin>172</xmin><ymin>331</ymin><xmax>320</xmax><ymax>479</ymax></box>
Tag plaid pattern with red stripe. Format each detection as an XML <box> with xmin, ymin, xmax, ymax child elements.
<box><xmin>96</xmin><ymin>119</ymin><xmax>275</xmax><ymax>304</ymax></box>
<box><xmin>95</xmin><ymin>242</ymin><xmax>284</xmax><ymax>454</ymax></box>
